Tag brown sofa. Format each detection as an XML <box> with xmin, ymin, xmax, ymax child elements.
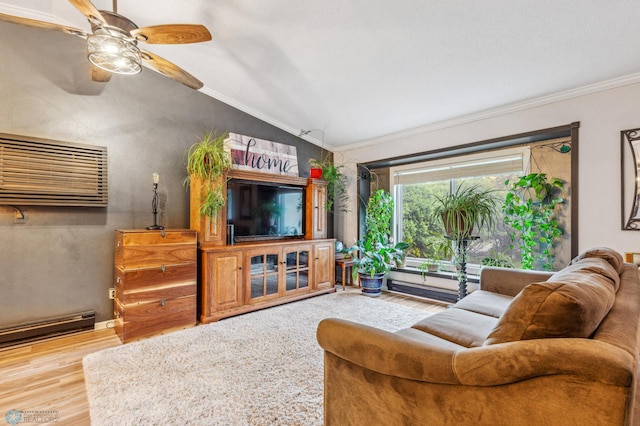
<box><xmin>317</xmin><ymin>247</ymin><xmax>640</xmax><ymax>425</ymax></box>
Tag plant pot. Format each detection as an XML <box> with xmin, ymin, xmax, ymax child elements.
<box><xmin>359</xmin><ymin>272</ymin><xmax>385</xmax><ymax>297</ymax></box>
<box><xmin>427</xmin><ymin>263</ymin><xmax>439</xmax><ymax>272</ymax></box>
<box><xmin>441</xmin><ymin>212</ymin><xmax>474</xmax><ymax>238</ymax></box>
<box><xmin>310</xmin><ymin>168</ymin><xmax>323</xmax><ymax>179</ymax></box>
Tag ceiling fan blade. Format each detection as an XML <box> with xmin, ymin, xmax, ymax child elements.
<box><xmin>91</xmin><ymin>66</ymin><xmax>112</xmax><ymax>83</ymax></box>
<box><xmin>68</xmin><ymin>0</ymin><xmax>106</xmax><ymax>24</ymax></box>
<box><xmin>131</xmin><ymin>24</ymin><xmax>212</xmax><ymax>44</ymax></box>
<box><xmin>0</xmin><ymin>12</ymin><xmax>86</xmax><ymax>37</ymax></box>
<box><xmin>141</xmin><ymin>50</ymin><xmax>203</xmax><ymax>90</ymax></box>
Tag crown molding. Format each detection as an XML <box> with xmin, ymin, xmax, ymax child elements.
<box><xmin>199</xmin><ymin>86</ymin><xmax>327</xmax><ymax>148</ymax></box>
<box><xmin>335</xmin><ymin>72</ymin><xmax>640</xmax><ymax>153</ymax></box>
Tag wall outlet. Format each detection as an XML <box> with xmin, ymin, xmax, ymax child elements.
<box><xmin>108</xmin><ymin>288</ymin><xmax>115</xmax><ymax>299</ymax></box>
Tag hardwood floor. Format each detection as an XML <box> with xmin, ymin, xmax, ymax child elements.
<box><xmin>0</xmin><ymin>287</ymin><xmax>441</xmax><ymax>425</ymax></box>
<box><xmin>0</xmin><ymin>328</ymin><xmax>121</xmax><ymax>425</ymax></box>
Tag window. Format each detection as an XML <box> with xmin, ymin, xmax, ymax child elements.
<box><xmin>391</xmin><ymin>146</ymin><xmax>529</xmax><ymax>266</ymax></box>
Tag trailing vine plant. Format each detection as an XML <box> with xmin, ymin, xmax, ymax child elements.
<box><xmin>502</xmin><ymin>173</ymin><xmax>564</xmax><ymax>271</ymax></box>
<box><xmin>365</xmin><ymin>189</ymin><xmax>394</xmax><ymax>244</ymax></box>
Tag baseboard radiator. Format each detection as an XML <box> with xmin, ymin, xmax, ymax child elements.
<box><xmin>0</xmin><ymin>310</ymin><xmax>95</xmax><ymax>348</ymax></box>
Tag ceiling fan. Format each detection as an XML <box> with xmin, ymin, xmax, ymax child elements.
<box><xmin>0</xmin><ymin>0</ymin><xmax>212</xmax><ymax>89</ymax></box>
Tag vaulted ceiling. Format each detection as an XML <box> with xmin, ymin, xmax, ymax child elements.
<box><xmin>2</xmin><ymin>1</ymin><xmax>640</xmax><ymax>150</ymax></box>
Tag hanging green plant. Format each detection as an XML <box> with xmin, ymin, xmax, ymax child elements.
<box><xmin>503</xmin><ymin>173</ymin><xmax>564</xmax><ymax>271</ymax></box>
<box><xmin>184</xmin><ymin>130</ymin><xmax>233</xmax><ymax>218</ymax></box>
<box><xmin>430</xmin><ymin>182</ymin><xmax>499</xmax><ymax>240</ymax></box>
<box><xmin>308</xmin><ymin>156</ymin><xmax>349</xmax><ymax>213</ymax></box>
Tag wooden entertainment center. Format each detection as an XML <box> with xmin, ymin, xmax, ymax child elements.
<box><xmin>191</xmin><ymin>170</ymin><xmax>336</xmax><ymax>323</ymax></box>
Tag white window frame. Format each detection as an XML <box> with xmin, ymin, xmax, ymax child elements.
<box><xmin>390</xmin><ymin>145</ymin><xmax>530</xmax><ymax>266</ymax></box>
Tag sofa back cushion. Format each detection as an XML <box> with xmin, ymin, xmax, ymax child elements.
<box><xmin>569</xmin><ymin>247</ymin><xmax>624</xmax><ymax>277</ymax></box>
<box><xmin>484</xmin><ymin>258</ymin><xmax>618</xmax><ymax>345</ymax></box>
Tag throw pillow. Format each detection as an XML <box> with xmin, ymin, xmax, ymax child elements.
<box><xmin>484</xmin><ymin>276</ymin><xmax>615</xmax><ymax>345</ymax></box>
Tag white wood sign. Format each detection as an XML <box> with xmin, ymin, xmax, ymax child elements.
<box><xmin>226</xmin><ymin>133</ymin><xmax>299</xmax><ymax>176</ymax></box>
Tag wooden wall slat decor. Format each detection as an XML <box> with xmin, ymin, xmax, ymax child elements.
<box><xmin>0</xmin><ymin>133</ymin><xmax>107</xmax><ymax>206</ymax></box>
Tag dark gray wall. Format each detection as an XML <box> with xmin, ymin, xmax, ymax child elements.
<box><xmin>0</xmin><ymin>21</ymin><xmax>325</xmax><ymax>325</ymax></box>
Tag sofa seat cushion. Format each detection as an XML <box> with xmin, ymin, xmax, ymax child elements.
<box><xmin>484</xmin><ymin>260</ymin><xmax>617</xmax><ymax>345</ymax></box>
<box><xmin>452</xmin><ymin>290</ymin><xmax>513</xmax><ymax>318</ymax></box>
<box><xmin>395</xmin><ymin>327</ymin><xmax>467</xmax><ymax>351</ymax></box>
<box><xmin>411</xmin><ymin>308</ymin><xmax>498</xmax><ymax>348</ymax></box>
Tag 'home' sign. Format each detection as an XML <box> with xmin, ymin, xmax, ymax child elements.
<box><xmin>225</xmin><ymin>133</ymin><xmax>299</xmax><ymax>176</ymax></box>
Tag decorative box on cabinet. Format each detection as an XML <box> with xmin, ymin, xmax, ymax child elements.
<box><xmin>199</xmin><ymin>239</ymin><xmax>336</xmax><ymax>323</ymax></box>
<box><xmin>114</xmin><ymin>229</ymin><xmax>197</xmax><ymax>343</ymax></box>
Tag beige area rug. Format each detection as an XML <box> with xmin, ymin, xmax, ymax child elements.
<box><xmin>83</xmin><ymin>292</ymin><xmax>430</xmax><ymax>425</ymax></box>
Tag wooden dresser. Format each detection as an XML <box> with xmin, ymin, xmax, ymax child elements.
<box><xmin>113</xmin><ymin>229</ymin><xmax>197</xmax><ymax>343</ymax></box>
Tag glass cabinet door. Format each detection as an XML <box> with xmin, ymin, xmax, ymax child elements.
<box><xmin>285</xmin><ymin>248</ymin><xmax>310</xmax><ymax>293</ymax></box>
<box><xmin>249</xmin><ymin>253</ymin><xmax>279</xmax><ymax>300</ymax></box>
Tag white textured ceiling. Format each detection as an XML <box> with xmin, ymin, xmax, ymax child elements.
<box><xmin>2</xmin><ymin>1</ymin><xmax>640</xmax><ymax>150</ymax></box>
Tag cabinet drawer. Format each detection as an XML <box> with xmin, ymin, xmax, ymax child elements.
<box><xmin>115</xmin><ymin>263</ymin><xmax>196</xmax><ymax>304</ymax></box>
<box><xmin>115</xmin><ymin>230</ymin><xmax>197</xmax><ymax>268</ymax></box>
<box><xmin>114</xmin><ymin>295</ymin><xmax>196</xmax><ymax>342</ymax></box>
<box><xmin>116</xmin><ymin>244</ymin><xmax>196</xmax><ymax>269</ymax></box>
<box><xmin>116</xmin><ymin>229</ymin><xmax>197</xmax><ymax>247</ymax></box>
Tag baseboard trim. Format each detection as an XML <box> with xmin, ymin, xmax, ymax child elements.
<box><xmin>94</xmin><ymin>320</ymin><xmax>115</xmax><ymax>331</ymax></box>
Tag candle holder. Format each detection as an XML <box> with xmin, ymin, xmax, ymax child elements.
<box><xmin>147</xmin><ymin>181</ymin><xmax>164</xmax><ymax>230</ymax></box>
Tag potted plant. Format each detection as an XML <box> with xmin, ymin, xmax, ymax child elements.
<box><xmin>419</xmin><ymin>237</ymin><xmax>453</xmax><ymax>273</ymax></box>
<box><xmin>347</xmin><ymin>238</ymin><xmax>408</xmax><ymax>296</ymax></box>
<box><xmin>431</xmin><ymin>182</ymin><xmax>499</xmax><ymax>239</ymax></box>
<box><xmin>347</xmin><ymin>189</ymin><xmax>409</xmax><ymax>296</ymax></box>
<box><xmin>308</xmin><ymin>156</ymin><xmax>349</xmax><ymax>213</ymax></box>
<box><xmin>185</xmin><ymin>131</ymin><xmax>233</xmax><ymax>218</ymax></box>
<box><xmin>431</xmin><ymin>182</ymin><xmax>499</xmax><ymax>299</ymax></box>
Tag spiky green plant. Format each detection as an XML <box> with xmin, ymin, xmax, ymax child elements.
<box><xmin>431</xmin><ymin>182</ymin><xmax>499</xmax><ymax>239</ymax></box>
<box><xmin>184</xmin><ymin>131</ymin><xmax>233</xmax><ymax>218</ymax></box>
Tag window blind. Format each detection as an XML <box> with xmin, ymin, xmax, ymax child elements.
<box><xmin>0</xmin><ymin>135</ymin><xmax>108</xmax><ymax>206</ymax></box>
<box><xmin>393</xmin><ymin>147</ymin><xmax>527</xmax><ymax>185</ymax></box>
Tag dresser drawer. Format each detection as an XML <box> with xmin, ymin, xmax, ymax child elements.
<box><xmin>116</xmin><ymin>229</ymin><xmax>197</xmax><ymax>247</ymax></box>
<box><xmin>114</xmin><ymin>295</ymin><xmax>196</xmax><ymax>342</ymax></box>
<box><xmin>115</xmin><ymin>263</ymin><xmax>196</xmax><ymax>304</ymax></box>
<box><xmin>115</xmin><ymin>230</ymin><xmax>197</xmax><ymax>269</ymax></box>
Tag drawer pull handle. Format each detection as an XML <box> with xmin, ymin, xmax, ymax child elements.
<box><xmin>238</xmin><ymin>266</ymin><xmax>242</xmax><ymax>270</ymax></box>
<box><xmin>161</xmin><ymin>230</ymin><xmax>166</xmax><ymax>238</ymax></box>
<box><xmin>116</xmin><ymin>276</ymin><xmax>120</xmax><ymax>283</ymax></box>
<box><xmin>116</xmin><ymin>241</ymin><xmax>121</xmax><ymax>247</ymax></box>
<box><xmin>160</xmin><ymin>299</ymin><xmax>166</xmax><ymax>307</ymax></box>
<box><xmin>161</xmin><ymin>264</ymin><xmax>166</xmax><ymax>273</ymax></box>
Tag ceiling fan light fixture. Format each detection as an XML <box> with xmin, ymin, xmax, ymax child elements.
<box><xmin>87</xmin><ymin>27</ymin><xmax>141</xmax><ymax>75</ymax></box>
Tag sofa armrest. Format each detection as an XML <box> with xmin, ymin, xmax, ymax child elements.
<box><xmin>455</xmin><ymin>338</ymin><xmax>635</xmax><ymax>387</ymax></box>
<box><xmin>317</xmin><ymin>318</ymin><xmax>462</xmax><ymax>384</ymax></box>
<box><xmin>317</xmin><ymin>318</ymin><xmax>635</xmax><ymax>388</ymax></box>
<box><xmin>480</xmin><ymin>266</ymin><xmax>553</xmax><ymax>296</ymax></box>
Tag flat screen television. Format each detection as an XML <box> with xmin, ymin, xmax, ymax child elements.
<box><xmin>227</xmin><ymin>179</ymin><xmax>305</xmax><ymax>242</ymax></box>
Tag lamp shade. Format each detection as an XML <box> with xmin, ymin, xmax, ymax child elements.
<box><xmin>87</xmin><ymin>27</ymin><xmax>142</xmax><ymax>75</ymax></box>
